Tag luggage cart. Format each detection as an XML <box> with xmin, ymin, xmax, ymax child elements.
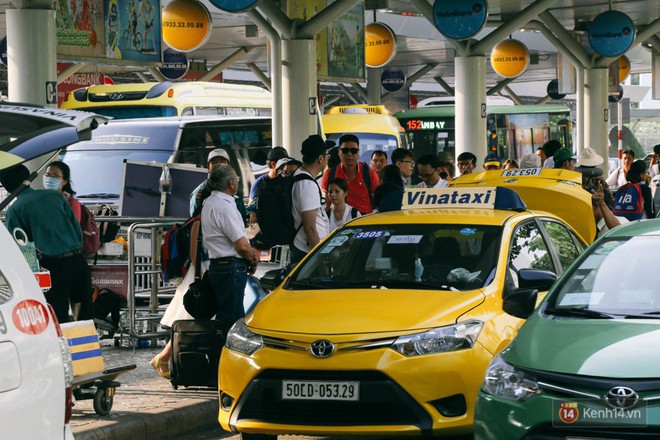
<box><xmin>71</xmin><ymin>364</ymin><xmax>137</xmax><ymax>416</ymax></box>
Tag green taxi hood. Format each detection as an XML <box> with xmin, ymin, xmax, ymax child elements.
<box><xmin>504</xmin><ymin>315</ymin><xmax>660</xmax><ymax>378</ymax></box>
<box><xmin>246</xmin><ymin>288</ymin><xmax>485</xmax><ymax>335</ymax></box>
<box><xmin>449</xmin><ymin>168</ymin><xmax>595</xmax><ymax>244</ymax></box>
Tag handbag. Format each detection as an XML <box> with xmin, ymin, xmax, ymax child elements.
<box><xmin>13</xmin><ymin>228</ymin><xmax>40</xmax><ymax>272</ymax></box>
<box><xmin>183</xmin><ymin>221</ymin><xmax>217</xmax><ymax>319</ymax></box>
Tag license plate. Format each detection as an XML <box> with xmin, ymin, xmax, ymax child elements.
<box><xmin>282</xmin><ymin>380</ymin><xmax>359</xmax><ymax>401</ymax></box>
<box><xmin>501</xmin><ymin>167</ymin><xmax>541</xmax><ymax>177</ymax></box>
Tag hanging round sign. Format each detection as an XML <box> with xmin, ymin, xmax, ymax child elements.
<box><xmin>617</xmin><ymin>55</ymin><xmax>631</xmax><ymax>82</ymax></box>
<box><xmin>162</xmin><ymin>0</ymin><xmax>212</xmax><ymax>53</ymax></box>
<box><xmin>365</xmin><ymin>23</ymin><xmax>397</xmax><ymax>68</ymax></box>
<box><xmin>588</xmin><ymin>10</ymin><xmax>635</xmax><ymax>58</ymax></box>
<box><xmin>381</xmin><ymin>67</ymin><xmax>406</xmax><ymax>92</ymax></box>
<box><xmin>208</xmin><ymin>0</ymin><xmax>257</xmax><ymax>13</ymax></box>
<box><xmin>547</xmin><ymin>79</ymin><xmax>566</xmax><ymax>100</ymax></box>
<box><xmin>159</xmin><ymin>48</ymin><xmax>189</xmax><ymax>80</ymax></box>
<box><xmin>490</xmin><ymin>39</ymin><xmax>529</xmax><ymax>78</ymax></box>
<box><xmin>433</xmin><ymin>0</ymin><xmax>488</xmax><ymax>40</ymax></box>
<box><xmin>608</xmin><ymin>85</ymin><xmax>624</xmax><ymax>103</ymax></box>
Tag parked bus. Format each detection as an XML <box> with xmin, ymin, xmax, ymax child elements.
<box><xmin>322</xmin><ymin>104</ymin><xmax>408</xmax><ymax>163</ymax></box>
<box><xmin>60</xmin><ymin>81</ymin><xmax>272</xmax><ymax>119</ymax></box>
<box><xmin>394</xmin><ymin>103</ymin><xmax>572</xmax><ymax>163</ymax></box>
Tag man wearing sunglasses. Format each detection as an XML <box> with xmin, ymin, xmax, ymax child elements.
<box><xmin>321</xmin><ymin>134</ymin><xmax>380</xmax><ymax>214</ymax></box>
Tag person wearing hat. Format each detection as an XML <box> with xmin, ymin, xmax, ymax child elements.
<box><xmin>190</xmin><ymin>148</ymin><xmax>246</xmax><ymax>221</ymax></box>
<box><xmin>483</xmin><ymin>153</ymin><xmax>502</xmax><ymax>171</ymax></box>
<box><xmin>290</xmin><ymin>135</ymin><xmax>331</xmax><ymax>267</ymax></box>
<box><xmin>553</xmin><ymin>148</ymin><xmax>576</xmax><ymax>171</ymax></box>
<box><xmin>275</xmin><ymin>157</ymin><xmax>302</xmax><ymax>177</ymax></box>
<box><xmin>246</xmin><ymin>146</ymin><xmax>289</xmax><ymax>225</ymax></box>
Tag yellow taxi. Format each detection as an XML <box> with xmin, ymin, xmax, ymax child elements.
<box><xmin>218</xmin><ymin>168</ymin><xmax>595</xmax><ymax>439</ymax></box>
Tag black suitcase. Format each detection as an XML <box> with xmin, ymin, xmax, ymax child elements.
<box><xmin>169</xmin><ymin>319</ymin><xmax>223</xmax><ymax>389</ymax></box>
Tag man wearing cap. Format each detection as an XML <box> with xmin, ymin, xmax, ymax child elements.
<box><xmin>291</xmin><ymin>135</ymin><xmax>331</xmax><ymax>267</ymax></box>
<box><xmin>483</xmin><ymin>153</ymin><xmax>502</xmax><ymax>170</ymax></box>
<box><xmin>321</xmin><ymin>134</ymin><xmax>380</xmax><ymax>214</ymax></box>
<box><xmin>275</xmin><ymin>157</ymin><xmax>302</xmax><ymax>177</ymax></box>
<box><xmin>190</xmin><ymin>148</ymin><xmax>246</xmax><ymax>221</ymax></box>
<box><xmin>246</xmin><ymin>146</ymin><xmax>289</xmax><ymax>225</ymax></box>
<box><xmin>553</xmin><ymin>148</ymin><xmax>576</xmax><ymax>171</ymax></box>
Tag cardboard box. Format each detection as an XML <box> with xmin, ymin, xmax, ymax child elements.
<box><xmin>97</xmin><ymin>242</ymin><xmax>124</xmax><ymax>257</ymax></box>
<box><xmin>60</xmin><ymin>320</ymin><xmax>104</xmax><ymax>377</ymax></box>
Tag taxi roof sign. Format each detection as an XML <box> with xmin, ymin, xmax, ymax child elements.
<box><xmin>402</xmin><ymin>187</ymin><xmax>526</xmax><ymax>211</ymax></box>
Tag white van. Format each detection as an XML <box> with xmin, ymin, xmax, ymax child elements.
<box><xmin>0</xmin><ymin>103</ymin><xmax>107</xmax><ymax>439</ymax></box>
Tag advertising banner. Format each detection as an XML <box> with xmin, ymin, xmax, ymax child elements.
<box><xmin>56</xmin><ymin>0</ymin><xmax>162</xmax><ymax>65</ymax></box>
<box><xmin>288</xmin><ymin>0</ymin><xmax>365</xmax><ymax>81</ymax></box>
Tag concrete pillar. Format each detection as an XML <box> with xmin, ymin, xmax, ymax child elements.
<box><xmin>367</xmin><ymin>67</ymin><xmax>381</xmax><ymax>105</ymax></box>
<box><xmin>6</xmin><ymin>9</ymin><xmax>57</xmax><ymax>105</ymax></box>
<box><xmin>575</xmin><ymin>66</ymin><xmax>584</xmax><ymax>153</ymax></box>
<box><xmin>282</xmin><ymin>39</ymin><xmax>317</xmax><ymax>160</ymax></box>
<box><xmin>455</xmin><ymin>56</ymin><xmax>487</xmax><ymax>161</ymax></box>
<box><xmin>584</xmin><ymin>67</ymin><xmax>609</xmax><ymax>171</ymax></box>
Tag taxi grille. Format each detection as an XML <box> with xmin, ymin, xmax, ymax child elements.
<box><xmin>233</xmin><ymin>370</ymin><xmax>432</xmax><ymax>432</ymax></box>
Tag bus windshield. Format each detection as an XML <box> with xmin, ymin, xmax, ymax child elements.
<box><xmin>79</xmin><ymin>106</ymin><xmax>178</xmax><ymax>119</ymax></box>
<box><xmin>325</xmin><ymin>132</ymin><xmax>399</xmax><ymax>163</ymax></box>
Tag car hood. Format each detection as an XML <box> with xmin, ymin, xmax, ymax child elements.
<box><xmin>0</xmin><ymin>103</ymin><xmax>108</xmax><ymax>171</ymax></box>
<box><xmin>245</xmin><ymin>288</ymin><xmax>485</xmax><ymax>336</ymax></box>
<box><xmin>504</xmin><ymin>316</ymin><xmax>660</xmax><ymax>378</ymax></box>
<box><xmin>450</xmin><ymin>168</ymin><xmax>596</xmax><ymax>244</ymax></box>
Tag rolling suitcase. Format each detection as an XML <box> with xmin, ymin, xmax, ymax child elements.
<box><xmin>169</xmin><ymin>319</ymin><xmax>223</xmax><ymax>389</ymax></box>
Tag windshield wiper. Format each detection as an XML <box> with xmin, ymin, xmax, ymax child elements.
<box><xmin>620</xmin><ymin>311</ymin><xmax>660</xmax><ymax>319</ymax></box>
<box><xmin>77</xmin><ymin>193</ymin><xmax>120</xmax><ymax>199</ymax></box>
<box><xmin>545</xmin><ymin>307</ymin><xmax>616</xmax><ymax>319</ymax></box>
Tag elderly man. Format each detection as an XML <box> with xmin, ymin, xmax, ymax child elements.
<box><xmin>201</xmin><ymin>163</ymin><xmax>259</xmax><ymax>337</ymax></box>
<box><xmin>321</xmin><ymin>134</ymin><xmax>380</xmax><ymax>214</ymax></box>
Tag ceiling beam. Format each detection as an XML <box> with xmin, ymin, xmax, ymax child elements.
<box><xmin>255</xmin><ymin>0</ymin><xmax>292</xmax><ymax>40</ymax></box>
<box><xmin>337</xmin><ymin>83</ymin><xmax>360</xmax><ymax>104</ymax></box>
<box><xmin>56</xmin><ymin>63</ymin><xmax>84</xmax><ymax>84</ymax></box>
<box><xmin>487</xmin><ymin>78</ymin><xmax>515</xmax><ymax>96</ymax></box>
<box><xmin>503</xmin><ymin>86</ymin><xmax>524</xmax><ymax>105</ymax></box>
<box><xmin>471</xmin><ymin>0</ymin><xmax>560</xmax><ymax>55</ymax></box>
<box><xmin>350</xmin><ymin>82</ymin><xmax>368</xmax><ymax>102</ymax></box>
<box><xmin>433</xmin><ymin>76</ymin><xmax>454</xmax><ymax>96</ymax></box>
<box><xmin>538</xmin><ymin>11</ymin><xmax>592</xmax><ymax>68</ymax></box>
<box><xmin>197</xmin><ymin>47</ymin><xmax>251</xmax><ymax>82</ymax></box>
<box><xmin>382</xmin><ymin>63</ymin><xmax>436</xmax><ymax>102</ymax></box>
<box><xmin>247</xmin><ymin>63</ymin><xmax>271</xmax><ymax>90</ymax></box>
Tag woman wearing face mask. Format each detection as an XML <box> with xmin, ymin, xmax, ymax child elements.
<box><xmin>44</xmin><ymin>161</ymin><xmax>82</xmax><ymax>222</ymax></box>
<box><xmin>44</xmin><ymin>160</ymin><xmax>94</xmax><ymax>321</ymax></box>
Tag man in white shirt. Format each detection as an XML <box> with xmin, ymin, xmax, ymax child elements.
<box><xmin>290</xmin><ymin>135</ymin><xmax>331</xmax><ymax>267</ymax></box>
<box><xmin>416</xmin><ymin>154</ymin><xmax>448</xmax><ymax>188</ymax></box>
<box><xmin>201</xmin><ymin>163</ymin><xmax>259</xmax><ymax>336</ymax></box>
<box><xmin>606</xmin><ymin>149</ymin><xmax>635</xmax><ymax>191</ymax></box>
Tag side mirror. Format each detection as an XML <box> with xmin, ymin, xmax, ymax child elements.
<box><xmin>518</xmin><ymin>268</ymin><xmax>557</xmax><ymax>292</ymax></box>
<box><xmin>260</xmin><ymin>268</ymin><xmax>286</xmax><ymax>293</ymax></box>
<box><xmin>503</xmin><ymin>288</ymin><xmax>538</xmax><ymax>319</ymax></box>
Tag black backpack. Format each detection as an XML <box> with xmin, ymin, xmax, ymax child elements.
<box><xmin>255</xmin><ymin>173</ymin><xmax>318</xmax><ymax>249</ymax></box>
<box><xmin>96</xmin><ymin>204</ymin><xmax>120</xmax><ymax>244</ymax></box>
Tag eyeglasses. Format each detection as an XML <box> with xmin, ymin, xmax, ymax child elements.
<box><xmin>340</xmin><ymin>147</ymin><xmax>359</xmax><ymax>155</ymax></box>
<box><xmin>232</xmin><ymin>176</ymin><xmax>241</xmax><ymax>184</ymax></box>
<box><xmin>401</xmin><ymin>160</ymin><xmax>415</xmax><ymax>166</ymax></box>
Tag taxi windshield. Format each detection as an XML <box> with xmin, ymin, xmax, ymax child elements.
<box><xmin>288</xmin><ymin>224</ymin><xmax>502</xmax><ymax>291</ymax></box>
<box><xmin>547</xmin><ymin>237</ymin><xmax>660</xmax><ymax>318</ymax></box>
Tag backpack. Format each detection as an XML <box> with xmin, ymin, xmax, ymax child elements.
<box><xmin>255</xmin><ymin>173</ymin><xmax>317</xmax><ymax>249</ymax></box>
<box><xmin>80</xmin><ymin>204</ymin><xmax>100</xmax><ymax>255</ymax></box>
<box><xmin>161</xmin><ymin>216</ymin><xmax>200</xmax><ymax>282</ymax></box>
<box><xmin>612</xmin><ymin>182</ymin><xmax>644</xmax><ymax>221</ymax></box>
<box><xmin>96</xmin><ymin>204</ymin><xmax>120</xmax><ymax>244</ymax></box>
<box><xmin>328</xmin><ymin>162</ymin><xmax>372</xmax><ymax>197</ymax></box>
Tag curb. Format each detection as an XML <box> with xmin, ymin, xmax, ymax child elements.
<box><xmin>73</xmin><ymin>398</ymin><xmax>219</xmax><ymax>440</ymax></box>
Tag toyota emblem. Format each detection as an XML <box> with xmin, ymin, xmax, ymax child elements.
<box><xmin>605</xmin><ymin>386</ymin><xmax>639</xmax><ymax>409</ymax></box>
<box><xmin>309</xmin><ymin>339</ymin><xmax>335</xmax><ymax>358</ymax></box>
<box><xmin>109</xmin><ymin>92</ymin><xmax>125</xmax><ymax>100</ymax></box>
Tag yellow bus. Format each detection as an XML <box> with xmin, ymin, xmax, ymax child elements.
<box><xmin>322</xmin><ymin>104</ymin><xmax>408</xmax><ymax>163</ymax></box>
<box><xmin>60</xmin><ymin>81</ymin><xmax>272</xmax><ymax>119</ymax></box>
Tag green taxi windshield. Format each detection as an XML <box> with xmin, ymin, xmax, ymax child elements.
<box><xmin>548</xmin><ymin>237</ymin><xmax>660</xmax><ymax>317</ymax></box>
<box><xmin>287</xmin><ymin>224</ymin><xmax>502</xmax><ymax>291</ymax></box>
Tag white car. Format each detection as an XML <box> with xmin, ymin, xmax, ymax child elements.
<box><xmin>0</xmin><ymin>103</ymin><xmax>108</xmax><ymax>438</ymax></box>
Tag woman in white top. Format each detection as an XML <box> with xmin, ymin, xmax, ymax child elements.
<box><xmin>327</xmin><ymin>178</ymin><xmax>361</xmax><ymax>231</ymax></box>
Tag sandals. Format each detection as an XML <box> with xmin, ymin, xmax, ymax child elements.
<box><xmin>149</xmin><ymin>357</ymin><xmax>170</xmax><ymax>379</ymax></box>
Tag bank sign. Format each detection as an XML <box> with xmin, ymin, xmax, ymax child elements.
<box><xmin>433</xmin><ymin>0</ymin><xmax>488</xmax><ymax>40</ymax></box>
<box><xmin>588</xmin><ymin>10</ymin><xmax>635</xmax><ymax>57</ymax></box>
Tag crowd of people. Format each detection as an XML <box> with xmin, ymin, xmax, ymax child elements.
<box><xmin>3</xmin><ymin>133</ymin><xmax>659</xmax><ymax>381</ymax></box>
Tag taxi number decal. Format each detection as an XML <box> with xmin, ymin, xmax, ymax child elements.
<box><xmin>387</xmin><ymin>235</ymin><xmax>422</xmax><ymax>244</ymax></box>
<box><xmin>501</xmin><ymin>167</ymin><xmax>541</xmax><ymax>177</ymax></box>
<box><xmin>0</xmin><ymin>310</ymin><xmax>6</xmax><ymax>334</ymax></box>
<box><xmin>12</xmin><ymin>300</ymin><xmax>50</xmax><ymax>335</ymax></box>
<box><xmin>355</xmin><ymin>231</ymin><xmax>385</xmax><ymax>239</ymax></box>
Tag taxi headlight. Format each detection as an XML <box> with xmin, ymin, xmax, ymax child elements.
<box><xmin>225</xmin><ymin>318</ymin><xmax>263</xmax><ymax>355</ymax></box>
<box><xmin>391</xmin><ymin>320</ymin><xmax>483</xmax><ymax>356</ymax></box>
<box><xmin>481</xmin><ymin>354</ymin><xmax>541</xmax><ymax>402</ymax></box>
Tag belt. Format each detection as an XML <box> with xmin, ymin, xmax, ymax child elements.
<box><xmin>44</xmin><ymin>249</ymin><xmax>82</xmax><ymax>259</ymax></box>
<box><xmin>210</xmin><ymin>256</ymin><xmax>247</xmax><ymax>264</ymax></box>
